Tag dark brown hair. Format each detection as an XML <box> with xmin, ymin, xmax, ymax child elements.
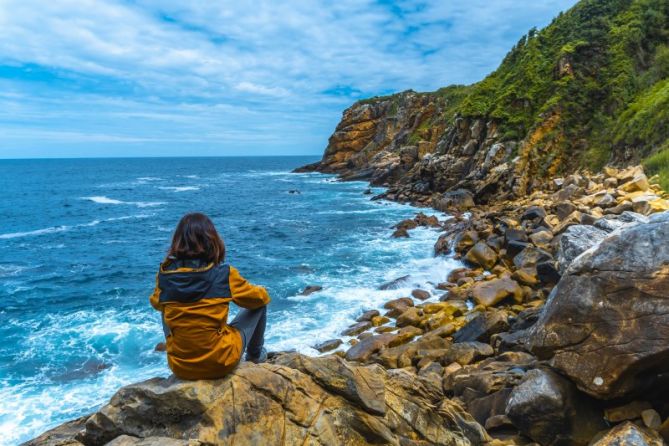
<box><xmin>168</xmin><ymin>213</ymin><xmax>225</xmax><ymax>264</ymax></box>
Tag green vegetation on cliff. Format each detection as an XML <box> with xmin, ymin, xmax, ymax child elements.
<box><xmin>357</xmin><ymin>0</ymin><xmax>669</xmax><ymax>183</ymax></box>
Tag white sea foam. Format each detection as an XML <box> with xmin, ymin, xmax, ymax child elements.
<box><xmin>82</xmin><ymin>196</ymin><xmax>165</xmax><ymax>208</ymax></box>
<box><xmin>136</xmin><ymin>177</ymin><xmax>163</xmax><ymax>182</ymax></box>
<box><xmin>158</xmin><ymin>186</ymin><xmax>200</xmax><ymax>192</ymax></box>
<box><xmin>0</xmin><ymin>214</ymin><xmax>151</xmax><ymax>241</ymax></box>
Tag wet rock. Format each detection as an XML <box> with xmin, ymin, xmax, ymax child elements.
<box><xmin>505</xmin><ymin>368</ymin><xmax>606</xmax><ymax>446</ymax></box>
<box><xmin>378</xmin><ymin>275</ymin><xmax>409</xmax><ymax>290</ymax></box>
<box><xmin>300</xmin><ymin>285</ymin><xmax>323</xmax><ymax>296</ymax></box>
<box><xmin>453</xmin><ymin>310</ymin><xmax>510</xmax><ymax>343</ymax></box>
<box><xmin>414</xmin><ymin>212</ymin><xmax>440</xmax><ymax>228</ymax></box>
<box><xmin>529</xmin><ymin>212</ymin><xmax>669</xmax><ymax>399</ymax></box>
<box><xmin>341</xmin><ymin>321</ymin><xmax>372</xmax><ymax>336</ymax></box>
<box><xmin>471</xmin><ymin>277</ymin><xmax>523</xmax><ymax>307</ymax></box>
<box><xmin>314</xmin><ymin>339</ymin><xmax>343</xmax><ymax>353</ymax></box>
<box><xmin>154</xmin><ymin>342</ymin><xmax>166</xmax><ymax>352</ymax></box>
<box><xmin>556</xmin><ymin>224</ymin><xmax>608</xmax><ymax>273</ymax></box>
<box><xmin>590</xmin><ymin>421</ymin><xmax>664</xmax><ymax>446</ymax></box>
<box><xmin>411</xmin><ymin>289</ymin><xmax>430</xmax><ymax>300</ymax></box>
<box><xmin>383</xmin><ymin>297</ymin><xmax>414</xmax><ymax>318</ymax></box>
<box><xmin>465</xmin><ymin>241</ymin><xmax>498</xmax><ymax>270</ymax></box>
<box><xmin>454</xmin><ymin>230</ymin><xmax>480</xmax><ymax>254</ymax></box>
<box><xmin>391</xmin><ymin>227</ymin><xmax>409</xmax><ymax>238</ymax></box>
<box><xmin>356</xmin><ymin>310</ymin><xmax>380</xmax><ymax>322</ymax></box>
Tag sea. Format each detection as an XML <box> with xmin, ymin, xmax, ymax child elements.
<box><xmin>0</xmin><ymin>157</ymin><xmax>462</xmax><ymax>445</ymax></box>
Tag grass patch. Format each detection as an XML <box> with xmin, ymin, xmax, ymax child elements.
<box><xmin>643</xmin><ymin>144</ymin><xmax>669</xmax><ymax>191</ymax></box>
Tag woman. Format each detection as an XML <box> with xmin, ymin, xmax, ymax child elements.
<box><xmin>150</xmin><ymin>212</ymin><xmax>270</xmax><ymax>380</ymax></box>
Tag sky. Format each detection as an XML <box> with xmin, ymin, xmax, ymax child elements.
<box><xmin>0</xmin><ymin>0</ymin><xmax>579</xmax><ymax>158</ymax></box>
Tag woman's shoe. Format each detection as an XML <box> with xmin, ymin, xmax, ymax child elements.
<box><xmin>246</xmin><ymin>347</ymin><xmax>268</xmax><ymax>364</ymax></box>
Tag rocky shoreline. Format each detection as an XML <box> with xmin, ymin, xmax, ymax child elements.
<box><xmin>27</xmin><ymin>164</ymin><xmax>669</xmax><ymax>446</ymax></box>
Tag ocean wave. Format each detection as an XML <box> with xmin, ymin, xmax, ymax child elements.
<box><xmin>157</xmin><ymin>186</ymin><xmax>200</xmax><ymax>192</ymax></box>
<box><xmin>82</xmin><ymin>196</ymin><xmax>165</xmax><ymax>208</ymax></box>
<box><xmin>0</xmin><ymin>214</ymin><xmax>152</xmax><ymax>241</ymax></box>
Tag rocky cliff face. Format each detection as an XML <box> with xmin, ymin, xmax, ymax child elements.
<box><xmin>298</xmin><ymin>0</ymin><xmax>669</xmax><ymax>201</ymax></box>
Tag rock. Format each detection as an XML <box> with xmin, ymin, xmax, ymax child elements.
<box><xmin>453</xmin><ymin>310</ymin><xmax>509</xmax><ymax>343</ymax></box>
<box><xmin>536</xmin><ymin>261</ymin><xmax>561</xmax><ymax>285</ymax></box>
<box><xmin>434</xmin><ymin>189</ymin><xmax>475</xmax><ymax>211</ymax></box>
<box><xmin>556</xmin><ymin>224</ymin><xmax>608</xmax><ymax>273</ymax></box>
<box><xmin>154</xmin><ymin>342</ymin><xmax>166</xmax><ymax>352</ymax></box>
<box><xmin>411</xmin><ymin>289</ymin><xmax>430</xmax><ymax>300</ymax></box>
<box><xmin>389</xmin><ymin>326</ymin><xmax>422</xmax><ymax>347</ymax></box>
<box><xmin>471</xmin><ymin>277</ymin><xmax>523</xmax><ymax>307</ymax></box>
<box><xmin>604</xmin><ymin>400</ymin><xmax>652</xmax><ymax>423</ymax></box>
<box><xmin>505</xmin><ymin>368</ymin><xmax>606</xmax><ymax>446</ymax></box>
<box><xmin>314</xmin><ymin>339</ymin><xmax>343</xmax><ymax>353</ymax></box>
<box><xmin>370</xmin><ymin>315</ymin><xmax>389</xmax><ymax>327</ymax></box>
<box><xmin>396</xmin><ymin>307</ymin><xmax>423</xmax><ymax>328</ymax></box>
<box><xmin>529</xmin><ymin>212</ymin><xmax>669</xmax><ymax>399</ymax></box>
<box><xmin>300</xmin><ymin>285</ymin><xmax>323</xmax><ymax>296</ymax></box>
<box><xmin>378</xmin><ymin>275</ymin><xmax>409</xmax><ymax>290</ymax></box>
<box><xmin>356</xmin><ymin>310</ymin><xmax>380</xmax><ymax>322</ymax></box>
<box><xmin>521</xmin><ymin>206</ymin><xmax>547</xmax><ymax>221</ymax></box>
<box><xmin>529</xmin><ymin>230</ymin><xmax>553</xmax><ymax>248</ymax></box>
<box><xmin>642</xmin><ymin>409</ymin><xmax>662</xmax><ymax>429</ymax></box>
<box><xmin>341</xmin><ymin>321</ymin><xmax>372</xmax><ymax>336</ymax></box>
<box><xmin>52</xmin><ymin>353</ymin><xmax>484</xmax><ymax>446</ymax></box>
<box><xmin>391</xmin><ymin>227</ymin><xmax>409</xmax><ymax>238</ymax></box>
<box><xmin>620</xmin><ymin>173</ymin><xmax>650</xmax><ymax>193</ymax></box>
<box><xmin>414</xmin><ymin>212</ymin><xmax>440</xmax><ymax>228</ymax></box>
<box><xmin>453</xmin><ymin>230</ymin><xmax>480</xmax><ymax>253</ymax></box>
<box><xmin>443</xmin><ymin>341</ymin><xmax>494</xmax><ymax>365</ymax></box>
<box><xmin>345</xmin><ymin>333</ymin><xmax>396</xmax><ymax>362</ymax></box>
<box><xmin>382</xmin><ymin>297</ymin><xmax>414</xmax><ymax>318</ymax></box>
<box><xmin>465</xmin><ymin>241</ymin><xmax>498</xmax><ymax>270</ymax></box>
<box><xmin>590</xmin><ymin>421</ymin><xmax>664</xmax><ymax>446</ymax></box>
<box><xmin>554</xmin><ymin>201</ymin><xmax>577</xmax><ymax>220</ymax></box>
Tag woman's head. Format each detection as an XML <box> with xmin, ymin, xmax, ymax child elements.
<box><xmin>168</xmin><ymin>212</ymin><xmax>225</xmax><ymax>264</ymax></box>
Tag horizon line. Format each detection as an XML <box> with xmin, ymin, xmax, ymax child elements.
<box><xmin>0</xmin><ymin>154</ymin><xmax>323</xmax><ymax>161</ymax></box>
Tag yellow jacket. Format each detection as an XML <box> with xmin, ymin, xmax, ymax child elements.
<box><xmin>150</xmin><ymin>258</ymin><xmax>270</xmax><ymax>380</ymax></box>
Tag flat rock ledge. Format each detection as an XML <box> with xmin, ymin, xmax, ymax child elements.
<box><xmin>26</xmin><ymin>353</ymin><xmax>487</xmax><ymax>446</ymax></box>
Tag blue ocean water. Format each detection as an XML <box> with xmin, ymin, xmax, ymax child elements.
<box><xmin>0</xmin><ymin>157</ymin><xmax>460</xmax><ymax>444</ymax></box>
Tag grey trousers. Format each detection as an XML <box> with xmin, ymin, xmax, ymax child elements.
<box><xmin>229</xmin><ymin>305</ymin><xmax>267</xmax><ymax>358</ymax></box>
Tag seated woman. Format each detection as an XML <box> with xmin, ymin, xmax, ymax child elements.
<box><xmin>150</xmin><ymin>212</ymin><xmax>270</xmax><ymax>380</ymax></box>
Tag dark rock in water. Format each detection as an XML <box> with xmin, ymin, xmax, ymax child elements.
<box><xmin>45</xmin><ymin>353</ymin><xmax>483</xmax><ymax>446</ymax></box>
<box><xmin>292</xmin><ymin>161</ymin><xmax>320</xmax><ymax>173</ymax></box>
<box><xmin>433</xmin><ymin>189</ymin><xmax>475</xmax><ymax>211</ymax></box>
<box><xmin>529</xmin><ymin>212</ymin><xmax>669</xmax><ymax>399</ymax></box>
<box><xmin>556</xmin><ymin>224</ymin><xmax>608</xmax><ymax>273</ymax></box>
<box><xmin>505</xmin><ymin>368</ymin><xmax>606</xmax><ymax>446</ymax></box>
<box><xmin>391</xmin><ymin>227</ymin><xmax>409</xmax><ymax>238</ymax></box>
<box><xmin>300</xmin><ymin>285</ymin><xmax>323</xmax><ymax>296</ymax></box>
<box><xmin>314</xmin><ymin>339</ymin><xmax>343</xmax><ymax>353</ymax></box>
<box><xmin>154</xmin><ymin>342</ymin><xmax>166</xmax><ymax>352</ymax></box>
<box><xmin>590</xmin><ymin>421</ymin><xmax>664</xmax><ymax>446</ymax></box>
<box><xmin>363</xmin><ymin>188</ymin><xmax>373</xmax><ymax>195</ymax></box>
<box><xmin>411</xmin><ymin>289</ymin><xmax>430</xmax><ymax>300</ymax></box>
<box><xmin>378</xmin><ymin>275</ymin><xmax>410</xmax><ymax>290</ymax></box>
<box><xmin>288</xmin><ymin>189</ymin><xmax>301</xmax><ymax>194</ymax></box>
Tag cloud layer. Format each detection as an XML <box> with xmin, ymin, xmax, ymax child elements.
<box><xmin>0</xmin><ymin>0</ymin><xmax>578</xmax><ymax>157</ymax></box>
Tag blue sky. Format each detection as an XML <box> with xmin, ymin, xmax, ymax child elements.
<box><xmin>0</xmin><ymin>0</ymin><xmax>578</xmax><ymax>158</ymax></box>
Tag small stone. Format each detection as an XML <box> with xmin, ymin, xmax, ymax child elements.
<box><xmin>391</xmin><ymin>228</ymin><xmax>409</xmax><ymax>238</ymax></box>
<box><xmin>154</xmin><ymin>342</ymin><xmax>166</xmax><ymax>352</ymax></box>
<box><xmin>642</xmin><ymin>409</ymin><xmax>662</xmax><ymax>430</ymax></box>
<box><xmin>465</xmin><ymin>241</ymin><xmax>498</xmax><ymax>270</ymax></box>
<box><xmin>396</xmin><ymin>307</ymin><xmax>423</xmax><ymax>328</ymax></box>
<box><xmin>411</xmin><ymin>289</ymin><xmax>430</xmax><ymax>300</ymax></box>
<box><xmin>356</xmin><ymin>310</ymin><xmax>380</xmax><ymax>322</ymax></box>
<box><xmin>604</xmin><ymin>400</ymin><xmax>652</xmax><ymax>423</ymax></box>
<box><xmin>471</xmin><ymin>277</ymin><xmax>523</xmax><ymax>307</ymax></box>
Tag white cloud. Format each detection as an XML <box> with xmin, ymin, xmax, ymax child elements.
<box><xmin>0</xmin><ymin>0</ymin><xmax>579</xmax><ymax>156</ymax></box>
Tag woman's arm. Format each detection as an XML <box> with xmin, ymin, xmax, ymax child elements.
<box><xmin>229</xmin><ymin>266</ymin><xmax>270</xmax><ymax>309</ymax></box>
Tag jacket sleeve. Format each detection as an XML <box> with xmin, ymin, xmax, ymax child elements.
<box><xmin>149</xmin><ymin>273</ymin><xmax>162</xmax><ymax>310</ymax></box>
<box><xmin>229</xmin><ymin>266</ymin><xmax>270</xmax><ymax>309</ymax></box>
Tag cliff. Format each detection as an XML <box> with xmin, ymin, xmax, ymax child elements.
<box><xmin>297</xmin><ymin>0</ymin><xmax>669</xmax><ymax>201</ymax></box>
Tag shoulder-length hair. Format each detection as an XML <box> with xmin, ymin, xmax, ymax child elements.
<box><xmin>168</xmin><ymin>212</ymin><xmax>225</xmax><ymax>264</ymax></box>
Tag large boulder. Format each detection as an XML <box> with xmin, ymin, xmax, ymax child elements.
<box><xmin>556</xmin><ymin>225</ymin><xmax>608</xmax><ymax>273</ymax></box>
<box><xmin>529</xmin><ymin>212</ymin><xmax>669</xmax><ymax>399</ymax></box>
<box><xmin>505</xmin><ymin>368</ymin><xmax>605</xmax><ymax>446</ymax></box>
<box><xmin>31</xmin><ymin>354</ymin><xmax>487</xmax><ymax>446</ymax></box>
